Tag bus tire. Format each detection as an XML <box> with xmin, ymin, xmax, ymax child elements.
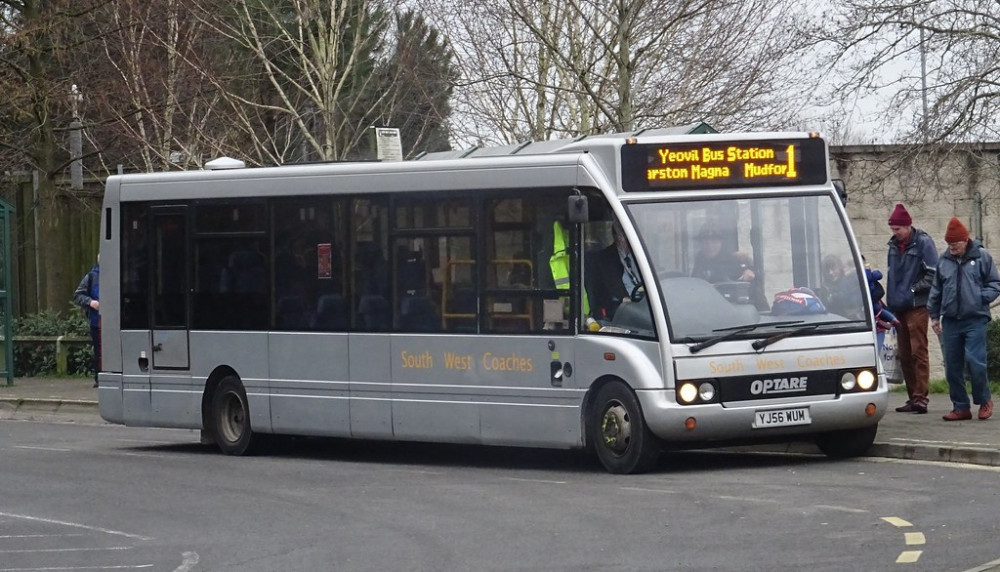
<box><xmin>590</xmin><ymin>382</ymin><xmax>661</xmax><ymax>474</ymax></box>
<box><xmin>211</xmin><ymin>375</ymin><xmax>259</xmax><ymax>456</ymax></box>
<box><xmin>814</xmin><ymin>424</ymin><xmax>877</xmax><ymax>459</ymax></box>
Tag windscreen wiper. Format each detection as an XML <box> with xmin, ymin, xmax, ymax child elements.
<box><xmin>687</xmin><ymin>320</ymin><xmax>803</xmax><ymax>354</ymax></box>
<box><xmin>751</xmin><ymin>320</ymin><xmax>866</xmax><ymax>352</ymax></box>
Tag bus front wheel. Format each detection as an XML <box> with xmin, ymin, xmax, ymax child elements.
<box><xmin>590</xmin><ymin>382</ymin><xmax>661</xmax><ymax>474</ymax></box>
<box><xmin>211</xmin><ymin>376</ymin><xmax>259</xmax><ymax>456</ymax></box>
<box><xmin>815</xmin><ymin>424</ymin><xmax>878</xmax><ymax>458</ymax></box>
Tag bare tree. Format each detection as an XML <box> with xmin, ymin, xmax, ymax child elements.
<box><xmin>82</xmin><ymin>0</ymin><xmax>235</xmax><ymax>172</ymax></box>
<box><xmin>815</xmin><ymin>0</ymin><xmax>1000</xmax><ymax>144</ymax></box>
<box><xmin>184</xmin><ymin>0</ymin><xmax>406</xmax><ymax>164</ymax></box>
<box><xmin>431</xmin><ymin>0</ymin><xmax>813</xmax><ymax>146</ymax></box>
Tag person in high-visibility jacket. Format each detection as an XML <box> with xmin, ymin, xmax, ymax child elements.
<box><xmin>550</xmin><ymin>221</ymin><xmax>590</xmax><ymax>320</ymax></box>
<box><xmin>583</xmin><ymin>220</ymin><xmax>640</xmax><ymax>321</ymax></box>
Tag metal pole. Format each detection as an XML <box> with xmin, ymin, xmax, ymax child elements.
<box><xmin>3</xmin><ymin>206</ymin><xmax>12</xmax><ymax>386</ymax></box>
<box><xmin>70</xmin><ymin>118</ymin><xmax>83</xmax><ymax>190</ymax></box>
<box><xmin>70</xmin><ymin>85</ymin><xmax>83</xmax><ymax>190</ymax></box>
<box><xmin>920</xmin><ymin>28</ymin><xmax>928</xmax><ymax>143</ymax></box>
<box><xmin>31</xmin><ymin>170</ymin><xmax>40</xmax><ymax>314</ymax></box>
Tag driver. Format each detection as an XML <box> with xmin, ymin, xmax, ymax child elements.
<box><xmin>585</xmin><ymin>219</ymin><xmax>642</xmax><ymax>321</ymax></box>
<box><xmin>691</xmin><ymin>222</ymin><xmax>755</xmax><ymax>283</ymax></box>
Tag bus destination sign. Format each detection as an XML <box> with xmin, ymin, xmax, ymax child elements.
<box><xmin>619</xmin><ymin>138</ymin><xmax>828</xmax><ymax>192</ymax></box>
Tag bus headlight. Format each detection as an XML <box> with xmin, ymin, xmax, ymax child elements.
<box><xmin>857</xmin><ymin>370</ymin><xmax>876</xmax><ymax>390</ymax></box>
<box><xmin>698</xmin><ymin>382</ymin><xmax>716</xmax><ymax>402</ymax></box>
<box><xmin>840</xmin><ymin>372</ymin><xmax>857</xmax><ymax>391</ymax></box>
<box><xmin>679</xmin><ymin>383</ymin><xmax>698</xmax><ymax>404</ymax></box>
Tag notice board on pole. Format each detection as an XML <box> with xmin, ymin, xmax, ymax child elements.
<box><xmin>375</xmin><ymin>128</ymin><xmax>403</xmax><ymax>162</ymax></box>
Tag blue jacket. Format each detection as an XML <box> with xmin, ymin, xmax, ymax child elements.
<box><xmin>927</xmin><ymin>241</ymin><xmax>1000</xmax><ymax>321</ymax></box>
<box><xmin>73</xmin><ymin>265</ymin><xmax>100</xmax><ymax>327</ymax></box>
<box><xmin>886</xmin><ymin>228</ymin><xmax>938</xmax><ymax>312</ymax></box>
<box><xmin>865</xmin><ymin>268</ymin><xmax>897</xmax><ymax>324</ymax></box>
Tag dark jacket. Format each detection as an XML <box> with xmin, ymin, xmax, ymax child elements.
<box><xmin>692</xmin><ymin>250</ymin><xmax>748</xmax><ymax>284</ymax></box>
<box><xmin>73</xmin><ymin>265</ymin><xmax>100</xmax><ymax>327</ymax></box>
<box><xmin>886</xmin><ymin>227</ymin><xmax>938</xmax><ymax>312</ymax></box>
<box><xmin>927</xmin><ymin>240</ymin><xmax>1000</xmax><ymax>321</ymax></box>
<box><xmin>585</xmin><ymin>244</ymin><xmax>627</xmax><ymax>320</ymax></box>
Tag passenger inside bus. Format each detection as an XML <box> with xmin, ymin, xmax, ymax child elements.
<box><xmin>821</xmin><ymin>254</ymin><xmax>864</xmax><ymax>319</ymax></box>
<box><xmin>585</xmin><ymin>219</ymin><xmax>642</xmax><ymax>322</ymax></box>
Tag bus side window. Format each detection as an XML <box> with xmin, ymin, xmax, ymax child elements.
<box><xmin>483</xmin><ymin>193</ymin><xmax>574</xmax><ymax>334</ymax></box>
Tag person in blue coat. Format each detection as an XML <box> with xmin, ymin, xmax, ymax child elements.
<box><xmin>928</xmin><ymin>218</ymin><xmax>1000</xmax><ymax>421</ymax></box>
<box><xmin>863</xmin><ymin>256</ymin><xmax>899</xmax><ymax>352</ymax></box>
<box><xmin>73</xmin><ymin>258</ymin><xmax>100</xmax><ymax>388</ymax></box>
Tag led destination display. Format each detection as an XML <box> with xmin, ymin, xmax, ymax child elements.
<box><xmin>620</xmin><ymin>137</ymin><xmax>828</xmax><ymax>192</ymax></box>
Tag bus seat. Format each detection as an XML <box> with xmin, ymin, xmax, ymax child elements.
<box><xmin>400</xmin><ymin>296</ymin><xmax>438</xmax><ymax>332</ymax></box>
<box><xmin>312</xmin><ymin>294</ymin><xmax>348</xmax><ymax>330</ymax></box>
<box><xmin>277</xmin><ymin>295</ymin><xmax>308</xmax><ymax>329</ymax></box>
<box><xmin>359</xmin><ymin>294</ymin><xmax>390</xmax><ymax>331</ymax></box>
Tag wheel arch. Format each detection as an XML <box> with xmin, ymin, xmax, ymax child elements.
<box><xmin>201</xmin><ymin>365</ymin><xmax>239</xmax><ymax>433</ymax></box>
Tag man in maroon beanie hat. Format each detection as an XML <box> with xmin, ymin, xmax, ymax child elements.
<box><xmin>928</xmin><ymin>217</ymin><xmax>1000</xmax><ymax>421</ymax></box>
<box><xmin>885</xmin><ymin>203</ymin><xmax>938</xmax><ymax>413</ymax></box>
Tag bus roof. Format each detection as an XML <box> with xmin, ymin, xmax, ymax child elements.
<box><xmin>413</xmin><ymin>122</ymin><xmax>717</xmax><ymax>161</ymax></box>
<box><xmin>108</xmin><ymin>126</ymin><xmax>825</xmax><ymax>201</ymax></box>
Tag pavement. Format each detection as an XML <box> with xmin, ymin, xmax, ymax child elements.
<box><xmin>1</xmin><ymin>378</ymin><xmax>998</xmax><ymax>467</ymax></box>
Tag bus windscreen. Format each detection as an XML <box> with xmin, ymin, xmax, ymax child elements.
<box><xmin>620</xmin><ymin>138</ymin><xmax>828</xmax><ymax>192</ymax></box>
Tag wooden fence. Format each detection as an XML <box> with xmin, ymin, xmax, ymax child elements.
<box><xmin>1</xmin><ymin>173</ymin><xmax>104</xmax><ymax>318</ymax></box>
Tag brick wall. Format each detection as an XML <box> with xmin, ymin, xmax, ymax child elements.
<box><xmin>831</xmin><ymin>143</ymin><xmax>1000</xmax><ymax>379</ymax></box>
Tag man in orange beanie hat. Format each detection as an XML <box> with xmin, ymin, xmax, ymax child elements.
<box><xmin>885</xmin><ymin>203</ymin><xmax>938</xmax><ymax>413</ymax></box>
<box><xmin>928</xmin><ymin>217</ymin><xmax>1000</xmax><ymax>421</ymax></box>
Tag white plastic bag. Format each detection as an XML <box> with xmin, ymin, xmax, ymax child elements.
<box><xmin>880</xmin><ymin>327</ymin><xmax>903</xmax><ymax>383</ymax></box>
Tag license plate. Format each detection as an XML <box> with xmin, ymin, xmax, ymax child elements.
<box><xmin>752</xmin><ymin>407</ymin><xmax>811</xmax><ymax>429</ymax></box>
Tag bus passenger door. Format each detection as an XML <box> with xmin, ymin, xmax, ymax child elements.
<box><xmin>150</xmin><ymin>209</ymin><xmax>190</xmax><ymax>370</ymax></box>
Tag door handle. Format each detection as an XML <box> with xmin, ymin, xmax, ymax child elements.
<box><xmin>152</xmin><ymin>343</ymin><xmax>163</xmax><ymax>352</ymax></box>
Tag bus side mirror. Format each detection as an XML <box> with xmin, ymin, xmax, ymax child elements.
<box><xmin>568</xmin><ymin>194</ymin><xmax>589</xmax><ymax>224</ymax></box>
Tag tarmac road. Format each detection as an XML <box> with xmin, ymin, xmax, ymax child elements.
<box><xmin>1</xmin><ymin>377</ymin><xmax>999</xmax><ymax>467</ymax></box>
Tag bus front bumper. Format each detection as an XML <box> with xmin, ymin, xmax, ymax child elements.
<box><xmin>637</xmin><ymin>388</ymin><xmax>889</xmax><ymax>444</ymax></box>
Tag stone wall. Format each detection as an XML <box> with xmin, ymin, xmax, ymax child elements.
<box><xmin>831</xmin><ymin>143</ymin><xmax>1000</xmax><ymax>380</ymax></box>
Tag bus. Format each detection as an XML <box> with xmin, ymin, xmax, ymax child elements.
<box><xmin>97</xmin><ymin>129</ymin><xmax>887</xmax><ymax>474</ymax></box>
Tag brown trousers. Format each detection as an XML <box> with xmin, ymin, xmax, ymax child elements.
<box><xmin>895</xmin><ymin>306</ymin><xmax>930</xmax><ymax>405</ymax></box>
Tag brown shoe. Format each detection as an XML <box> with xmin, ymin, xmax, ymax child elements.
<box><xmin>896</xmin><ymin>401</ymin><xmax>928</xmax><ymax>414</ymax></box>
<box><xmin>979</xmin><ymin>401</ymin><xmax>993</xmax><ymax>420</ymax></box>
<box><xmin>942</xmin><ymin>409</ymin><xmax>972</xmax><ymax>421</ymax></box>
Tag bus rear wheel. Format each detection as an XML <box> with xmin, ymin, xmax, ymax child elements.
<box><xmin>590</xmin><ymin>382</ymin><xmax>660</xmax><ymax>474</ymax></box>
<box><xmin>815</xmin><ymin>424</ymin><xmax>878</xmax><ymax>459</ymax></box>
<box><xmin>212</xmin><ymin>376</ymin><xmax>259</xmax><ymax>456</ymax></box>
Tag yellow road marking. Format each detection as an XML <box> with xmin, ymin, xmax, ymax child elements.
<box><xmin>896</xmin><ymin>550</ymin><xmax>922</xmax><ymax>563</ymax></box>
<box><xmin>881</xmin><ymin>517</ymin><xmax>926</xmax><ymax>564</ymax></box>
<box><xmin>881</xmin><ymin>516</ymin><xmax>913</xmax><ymax>527</ymax></box>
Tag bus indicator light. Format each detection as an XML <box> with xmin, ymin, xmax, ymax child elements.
<box><xmin>684</xmin><ymin>417</ymin><xmax>697</xmax><ymax>430</ymax></box>
<box><xmin>603</xmin><ymin>352</ymin><xmax>616</xmax><ymax>361</ymax></box>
